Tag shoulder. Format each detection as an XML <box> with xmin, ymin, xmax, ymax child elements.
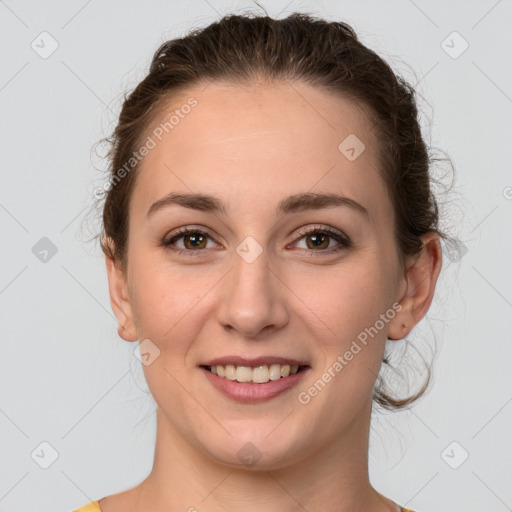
<box><xmin>72</xmin><ymin>500</ymin><xmax>102</xmax><ymax>512</ymax></box>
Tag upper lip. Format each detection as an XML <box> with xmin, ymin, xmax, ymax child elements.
<box><xmin>201</xmin><ymin>356</ymin><xmax>309</xmax><ymax>367</ymax></box>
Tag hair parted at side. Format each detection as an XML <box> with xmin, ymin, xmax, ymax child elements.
<box><xmin>87</xmin><ymin>11</ymin><xmax>460</xmax><ymax>411</ymax></box>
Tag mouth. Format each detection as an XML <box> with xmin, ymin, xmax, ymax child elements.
<box><xmin>199</xmin><ymin>357</ymin><xmax>311</xmax><ymax>403</ymax></box>
<box><xmin>201</xmin><ymin>363</ymin><xmax>307</xmax><ymax>384</ymax></box>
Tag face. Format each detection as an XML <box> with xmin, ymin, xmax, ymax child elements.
<box><xmin>107</xmin><ymin>80</ymin><xmax>421</xmax><ymax>470</ymax></box>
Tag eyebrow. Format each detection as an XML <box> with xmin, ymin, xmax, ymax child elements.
<box><xmin>146</xmin><ymin>191</ymin><xmax>369</xmax><ymax>219</ymax></box>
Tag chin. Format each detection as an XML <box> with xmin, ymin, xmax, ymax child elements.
<box><xmin>200</xmin><ymin>430</ymin><xmax>309</xmax><ymax>472</ymax></box>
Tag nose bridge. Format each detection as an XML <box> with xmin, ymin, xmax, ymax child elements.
<box><xmin>217</xmin><ymin>238</ymin><xmax>288</xmax><ymax>337</ymax></box>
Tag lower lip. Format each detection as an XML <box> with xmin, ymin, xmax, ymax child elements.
<box><xmin>201</xmin><ymin>366</ymin><xmax>309</xmax><ymax>403</ymax></box>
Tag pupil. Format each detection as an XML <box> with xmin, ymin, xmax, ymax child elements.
<box><xmin>309</xmin><ymin>233</ymin><xmax>327</xmax><ymax>249</ymax></box>
<box><xmin>187</xmin><ymin>233</ymin><xmax>205</xmax><ymax>248</ymax></box>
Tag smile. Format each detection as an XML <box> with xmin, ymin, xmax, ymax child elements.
<box><xmin>201</xmin><ymin>362</ymin><xmax>310</xmax><ymax>403</ymax></box>
<box><xmin>205</xmin><ymin>363</ymin><xmax>302</xmax><ymax>384</ymax></box>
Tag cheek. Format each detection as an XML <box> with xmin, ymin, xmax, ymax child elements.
<box><xmin>288</xmin><ymin>260</ymin><xmax>391</xmax><ymax>344</ymax></box>
<box><xmin>292</xmin><ymin>260</ymin><xmax>392</xmax><ymax>401</ymax></box>
<box><xmin>129</xmin><ymin>260</ymin><xmax>204</xmax><ymax>348</ymax></box>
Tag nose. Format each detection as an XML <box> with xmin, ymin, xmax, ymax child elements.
<box><xmin>216</xmin><ymin>245</ymin><xmax>289</xmax><ymax>338</ymax></box>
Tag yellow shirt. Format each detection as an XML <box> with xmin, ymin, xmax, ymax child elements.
<box><xmin>73</xmin><ymin>500</ymin><xmax>417</xmax><ymax>511</ymax></box>
<box><xmin>73</xmin><ymin>501</ymin><xmax>101</xmax><ymax>511</ymax></box>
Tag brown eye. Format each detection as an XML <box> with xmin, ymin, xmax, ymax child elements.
<box><xmin>162</xmin><ymin>228</ymin><xmax>214</xmax><ymax>254</ymax></box>
<box><xmin>305</xmin><ymin>232</ymin><xmax>330</xmax><ymax>250</ymax></box>
<box><xmin>181</xmin><ymin>232</ymin><xmax>208</xmax><ymax>250</ymax></box>
<box><xmin>292</xmin><ymin>226</ymin><xmax>351</xmax><ymax>255</ymax></box>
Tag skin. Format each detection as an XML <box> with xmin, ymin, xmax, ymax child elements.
<box><xmin>102</xmin><ymin>79</ymin><xmax>442</xmax><ymax>512</ymax></box>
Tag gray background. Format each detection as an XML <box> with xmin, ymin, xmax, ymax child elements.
<box><xmin>1</xmin><ymin>1</ymin><xmax>511</xmax><ymax>511</ymax></box>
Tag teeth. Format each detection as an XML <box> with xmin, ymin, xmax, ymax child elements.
<box><xmin>235</xmin><ymin>366</ymin><xmax>252</xmax><ymax>382</ymax></box>
<box><xmin>269</xmin><ymin>364</ymin><xmax>282</xmax><ymax>381</ymax></box>
<box><xmin>208</xmin><ymin>363</ymin><xmax>301</xmax><ymax>384</ymax></box>
<box><xmin>225</xmin><ymin>364</ymin><xmax>237</xmax><ymax>380</ymax></box>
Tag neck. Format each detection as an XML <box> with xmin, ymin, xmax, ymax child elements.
<box><xmin>134</xmin><ymin>403</ymin><xmax>398</xmax><ymax>512</ymax></box>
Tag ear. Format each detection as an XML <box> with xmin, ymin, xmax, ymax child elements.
<box><xmin>387</xmin><ymin>233</ymin><xmax>443</xmax><ymax>341</ymax></box>
<box><xmin>105</xmin><ymin>252</ymin><xmax>138</xmax><ymax>342</ymax></box>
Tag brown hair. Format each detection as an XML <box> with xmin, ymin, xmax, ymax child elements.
<box><xmin>88</xmin><ymin>11</ymin><xmax>459</xmax><ymax>411</ymax></box>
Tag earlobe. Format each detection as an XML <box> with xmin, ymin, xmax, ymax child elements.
<box><xmin>387</xmin><ymin>233</ymin><xmax>443</xmax><ymax>341</ymax></box>
<box><xmin>105</xmin><ymin>254</ymin><xmax>138</xmax><ymax>342</ymax></box>
<box><xmin>387</xmin><ymin>317</ymin><xmax>410</xmax><ymax>341</ymax></box>
<box><xmin>118</xmin><ymin>322</ymin><xmax>138</xmax><ymax>342</ymax></box>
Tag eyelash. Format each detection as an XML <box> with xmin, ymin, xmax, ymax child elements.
<box><xmin>161</xmin><ymin>225</ymin><xmax>351</xmax><ymax>258</ymax></box>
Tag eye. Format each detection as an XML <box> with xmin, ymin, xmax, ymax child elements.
<box><xmin>290</xmin><ymin>225</ymin><xmax>351</xmax><ymax>255</ymax></box>
<box><xmin>162</xmin><ymin>227</ymin><xmax>217</xmax><ymax>256</ymax></box>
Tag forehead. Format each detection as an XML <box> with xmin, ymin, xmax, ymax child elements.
<box><xmin>131</xmin><ymin>80</ymin><xmax>387</xmax><ymax>220</ymax></box>
<box><xmin>148</xmin><ymin>80</ymin><xmax>377</xmax><ymax>158</ymax></box>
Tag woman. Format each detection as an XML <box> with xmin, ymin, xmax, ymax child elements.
<box><xmin>75</xmin><ymin>11</ymin><xmax>448</xmax><ymax>512</ymax></box>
